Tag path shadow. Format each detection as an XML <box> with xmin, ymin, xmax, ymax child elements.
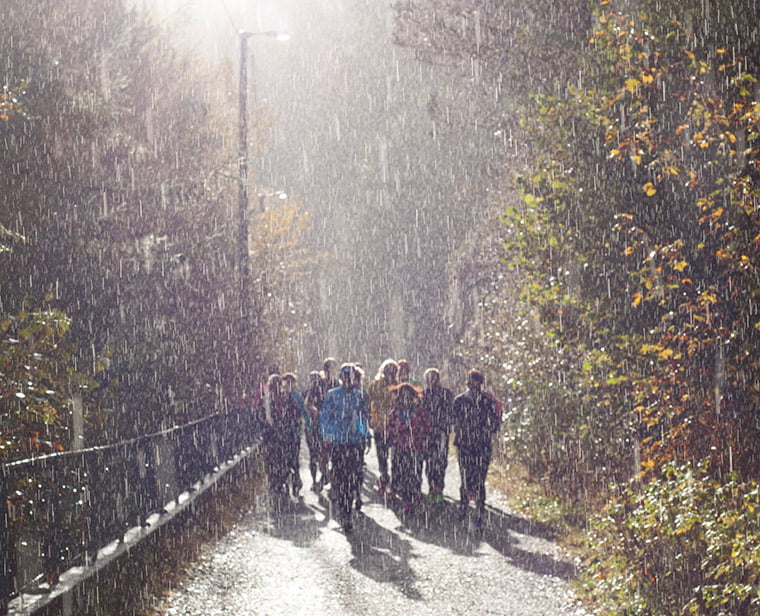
<box><xmin>345</xmin><ymin>512</ymin><xmax>423</xmax><ymax>601</ymax></box>
<box><xmin>251</xmin><ymin>491</ymin><xmax>329</xmax><ymax>548</ymax></box>
<box><xmin>361</xmin><ymin>469</ymin><xmax>576</xmax><ymax>581</ymax></box>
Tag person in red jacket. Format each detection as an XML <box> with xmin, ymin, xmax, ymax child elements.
<box><xmin>386</xmin><ymin>382</ymin><xmax>432</xmax><ymax>513</ymax></box>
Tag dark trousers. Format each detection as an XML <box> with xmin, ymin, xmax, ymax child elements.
<box><xmin>305</xmin><ymin>430</ymin><xmax>327</xmax><ymax>483</ymax></box>
<box><xmin>458</xmin><ymin>446</ymin><xmax>492</xmax><ymax>516</ymax></box>
<box><xmin>424</xmin><ymin>430</ymin><xmax>450</xmax><ymax>493</ymax></box>
<box><xmin>266</xmin><ymin>433</ymin><xmax>291</xmax><ymax>494</ymax></box>
<box><xmin>374</xmin><ymin>431</ymin><xmax>390</xmax><ymax>481</ymax></box>
<box><xmin>329</xmin><ymin>444</ymin><xmax>363</xmax><ymax>523</ymax></box>
<box><xmin>285</xmin><ymin>434</ymin><xmax>302</xmax><ymax>492</ymax></box>
<box><xmin>391</xmin><ymin>449</ymin><xmax>423</xmax><ymax>502</ymax></box>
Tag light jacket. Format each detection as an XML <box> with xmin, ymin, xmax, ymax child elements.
<box><xmin>367</xmin><ymin>378</ymin><xmax>395</xmax><ymax>435</ymax></box>
<box><xmin>320</xmin><ymin>385</ymin><xmax>370</xmax><ymax>445</ymax></box>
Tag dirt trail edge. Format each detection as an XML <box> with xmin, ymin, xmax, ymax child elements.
<box><xmin>158</xmin><ymin>442</ymin><xmax>591</xmax><ymax>616</ymax></box>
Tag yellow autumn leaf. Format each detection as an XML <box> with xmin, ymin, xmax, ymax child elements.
<box><xmin>642</xmin><ymin>73</ymin><xmax>654</xmax><ymax>84</ymax></box>
<box><xmin>641</xmin><ymin>458</ymin><xmax>656</xmax><ymax>472</ymax></box>
<box><xmin>631</xmin><ymin>153</ymin><xmax>642</xmax><ymax>165</ymax></box>
<box><xmin>642</xmin><ymin>182</ymin><xmax>657</xmax><ymax>196</ymax></box>
<box><xmin>632</xmin><ymin>292</ymin><xmax>643</xmax><ymax>307</ymax></box>
<box><xmin>625</xmin><ymin>78</ymin><xmax>640</xmax><ymax>93</ymax></box>
<box><xmin>674</xmin><ymin>260</ymin><xmax>688</xmax><ymax>272</ymax></box>
<box><xmin>658</xmin><ymin>348</ymin><xmax>674</xmax><ymax>360</ymax></box>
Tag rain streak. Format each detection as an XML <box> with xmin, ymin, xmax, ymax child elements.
<box><xmin>2</xmin><ymin>1</ymin><xmax>760</xmax><ymax>615</ymax></box>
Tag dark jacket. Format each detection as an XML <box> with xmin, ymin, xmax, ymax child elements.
<box><xmin>421</xmin><ymin>386</ymin><xmax>454</xmax><ymax>434</ymax></box>
<box><xmin>452</xmin><ymin>390</ymin><xmax>500</xmax><ymax>452</ymax></box>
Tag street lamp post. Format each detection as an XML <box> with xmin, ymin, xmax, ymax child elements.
<box><xmin>237</xmin><ymin>30</ymin><xmax>289</xmax><ymax>377</ymax></box>
<box><xmin>238</xmin><ymin>31</ymin><xmax>252</xmax><ymax>331</ymax></box>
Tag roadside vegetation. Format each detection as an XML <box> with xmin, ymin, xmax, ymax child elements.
<box><xmin>396</xmin><ymin>1</ymin><xmax>760</xmax><ymax>613</ymax></box>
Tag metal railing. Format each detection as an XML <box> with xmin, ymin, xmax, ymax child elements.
<box><xmin>1</xmin><ymin>407</ymin><xmax>259</xmax><ymax>614</ymax></box>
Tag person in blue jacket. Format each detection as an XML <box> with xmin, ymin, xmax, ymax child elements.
<box><xmin>320</xmin><ymin>362</ymin><xmax>371</xmax><ymax>532</ymax></box>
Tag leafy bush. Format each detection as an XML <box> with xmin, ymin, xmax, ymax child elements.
<box><xmin>582</xmin><ymin>462</ymin><xmax>760</xmax><ymax>615</ymax></box>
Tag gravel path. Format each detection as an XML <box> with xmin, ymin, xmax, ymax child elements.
<box><xmin>158</xmin><ymin>444</ymin><xmax>590</xmax><ymax>616</ymax></box>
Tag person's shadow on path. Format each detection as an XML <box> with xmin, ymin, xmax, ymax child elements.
<box><xmin>361</xmin><ymin>470</ymin><xmax>576</xmax><ymax>581</ymax></box>
<box><xmin>261</xmin><ymin>487</ymin><xmax>425</xmax><ymax>600</ymax></box>
<box><xmin>345</xmin><ymin>512</ymin><xmax>424</xmax><ymax>601</ymax></box>
<box><xmin>252</xmin><ymin>491</ymin><xmax>329</xmax><ymax>548</ymax></box>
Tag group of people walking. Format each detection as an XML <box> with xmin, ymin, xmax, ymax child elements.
<box><xmin>254</xmin><ymin>358</ymin><xmax>502</xmax><ymax>533</ymax></box>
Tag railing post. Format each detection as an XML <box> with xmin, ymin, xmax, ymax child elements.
<box><xmin>84</xmin><ymin>449</ymin><xmax>102</xmax><ymax>564</ymax></box>
<box><xmin>1</xmin><ymin>464</ymin><xmax>11</xmax><ymax>616</ymax></box>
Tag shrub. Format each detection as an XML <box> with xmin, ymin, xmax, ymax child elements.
<box><xmin>581</xmin><ymin>462</ymin><xmax>760</xmax><ymax>616</ymax></box>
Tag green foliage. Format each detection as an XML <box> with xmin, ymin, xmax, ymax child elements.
<box><xmin>0</xmin><ymin>0</ymin><xmax>292</xmax><ymax>444</ymax></box>
<box><xmin>394</xmin><ymin>0</ymin><xmax>760</xmax><ymax>613</ymax></box>
<box><xmin>0</xmin><ymin>303</ymin><xmax>92</xmax><ymax>459</ymax></box>
<box><xmin>503</xmin><ymin>0</ymin><xmax>760</xmax><ymax>499</ymax></box>
<box><xmin>583</xmin><ymin>462</ymin><xmax>760</xmax><ymax>616</ymax></box>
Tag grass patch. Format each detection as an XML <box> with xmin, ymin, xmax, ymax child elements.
<box><xmin>489</xmin><ymin>450</ymin><xmax>589</xmax><ymax>550</ymax></box>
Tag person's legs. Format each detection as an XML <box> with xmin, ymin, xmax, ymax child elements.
<box><xmin>375</xmin><ymin>432</ymin><xmax>390</xmax><ymax>488</ymax></box>
<box><xmin>471</xmin><ymin>448</ymin><xmax>492</xmax><ymax>528</ymax></box>
<box><xmin>389</xmin><ymin>447</ymin><xmax>401</xmax><ymax>497</ymax></box>
<box><xmin>436</xmin><ymin>431</ymin><xmax>450</xmax><ymax>497</ymax></box>
<box><xmin>289</xmin><ymin>435</ymin><xmax>302</xmax><ymax>496</ymax></box>
<box><xmin>396</xmin><ymin>451</ymin><xmax>418</xmax><ymax>512</ymax></box>
<box><xmin>331</xmin><ymin>444</ymin><xmax>361</xmax><ymax>531</ymax></box>
<box><xmin>330</xmin><ymin>445</ymin><xmax>350</xmax><ymax>526</ymax></box>
<box><xmin>411</xmin><ymin>453</ymin><xmax>424</xmax><ymax>499</ymax></box>
<box><xmin>457</xmin><ymin>449</ymin><xmax>473</xmax><ymax>520</ymax></box>
<box><xmin>354</xmin><ymin>446</ymin><xmax>365</xmax><ymax>511</ymax></box>
<box><xmin>306</xmin><ymin>432</ymin><xmax>318</xmax><ymax>485</ymax></box>
<box><xmin>427</xmin><ymin>431</ymin><xmax>449</xmax><ymax>501</ymax></box>
<box><xmin>267</xmin><ymin>436</ymin><xmax>289</xmax><ymax>495</ymax></box>
<box><xmin>423</xmin><ymin>445</ymin><xmax>435</xmax><ymax>498</ymax></box>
